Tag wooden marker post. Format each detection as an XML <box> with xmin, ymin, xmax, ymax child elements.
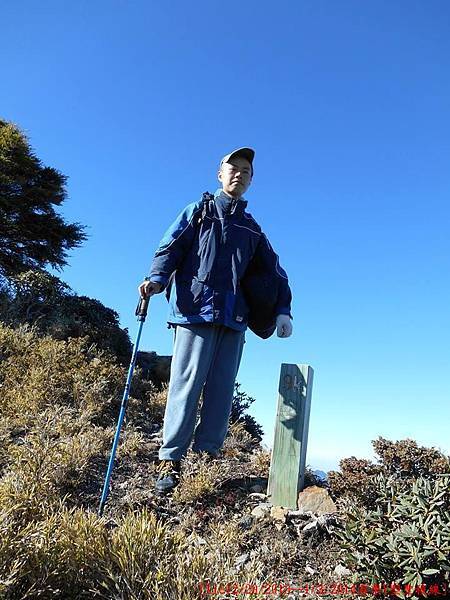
<box><xmin>267</xmin><ymin>363</ymin><xmax>314</xmax><ymax>509</ymax></box>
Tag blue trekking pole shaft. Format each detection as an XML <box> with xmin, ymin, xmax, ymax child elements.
<box><xmin>98</xmin><ymin>295</ymin><xmax>150</xmax><ymax>516</ymax></box>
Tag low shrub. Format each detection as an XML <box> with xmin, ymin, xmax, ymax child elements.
<box><xmin>0</xmin><ymin>270</ymin><xmax>132</xmax><ymax>364</ymax></box>
<box><xmin>372</xmin><ymin>437</ymin><xmax>450</xmax><ymax>478</ymax></box>
<box><xmin>337</xmin><ymin>473</ymin><xmax>450</xmax><ymax>598</ymax></box>
<box><xmin>328</xmin><ymin>456</ymin><xmax>382</xmax><ymax>507</ymax></box>
<box><xmin>223</xmin><ymin>421</ymin><xmax>259</xmax><ymax>457</ymax></box>
<box><xmin>248</xmin><ymin>449</ymin><xmax>271</xmax><ymax>478</ymax></box>
<box><xmin>0</xmin><ymin>323</ymin><xmax>164</xmax><ymax>523</ymax></box>
<box><xmin>328</xmin><ymin>437</ymin><xmax>450</xmax><ymax>508</ymax></box>
<box><xmin>0</xmin><ymin>504</ymin><xmax>108</xmax><ymax>599</ymax></box>
<box><xmin>230</xmin><ymin>382</ymin><xmax>264</xmax><ymax>443</ymax></box>
<box><xmin>0</xmin><ymin>406</ymin><xmax>110</xmax><ymax>522</ymax></box>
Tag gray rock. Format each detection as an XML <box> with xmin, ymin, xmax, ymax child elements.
<box><xmin>334</xmin><ymin>564</ymin><xmax>352</xmax><ymax>577</ymax></box>
<box><xmin>192</xmin><ymin>536</ymin><xmax>206</xmax><ymax>546</ymax></box>
<box><xmin>251</xmin><ymin>503</ymin><xmax>272</xmax><ymax>519</ymax></box>
<box><xmin>249</xmin><ymin>484</ymin><xmax>265</xmax><ymax>493</ymax></box>
<box><xmin>302</xmin><ymin>520</ymin><xmax>318</xmax><ymax>533</ymax></box>
<box><xmin>287</xmin><ymin>509</ymin><xmax>312</xmax><ymax>519</ymax></box>
<box><xmin>248</xmin><ymin>492</ymin><xmax>267</xmax><ymax>500</ymax></box>
<box><xmin>237</xmin><ymin>515</ymin><xmax>253</xmax><ymax>530</ymax></box>
<box><xmin>137</xmin><ymin>351</ymin><xmax>171</xmax><ymax>385</ymax></box>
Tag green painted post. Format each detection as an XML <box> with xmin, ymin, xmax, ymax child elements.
<box><xmin>267</xmin><ymin>363</ymin><xmax>314</xmax><ymax>509</ymax></box>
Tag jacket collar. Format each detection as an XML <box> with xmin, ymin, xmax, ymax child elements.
<box><xmin>214</xmin><ymin>188</ymin><xmax>248</xmax><ymax>215</ymax></box>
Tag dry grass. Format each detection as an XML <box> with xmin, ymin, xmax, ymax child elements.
<box><xmin>0</xmin><ymin>502</ymin><xmax>273</xmax><ymax>599</ymax></box>
<box><xmin>173</xmin><ymin>453</ymin><xmax>224</xmax><ymax>504</ymax></box>
<box><xmin>248</xmin><ymin>448</ymin><xmax>271</xmax><ymax>477</ymax></box>
<box><xmin>222</xmin><ymin>421</ymin><xmax>257</xmax><ymax>457</ymax></box>
<box><xmin>0</xmin><ymin>323</ymin><xmax>351</xmax><ymax>599</ymax></box>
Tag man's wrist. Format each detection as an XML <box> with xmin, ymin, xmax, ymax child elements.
<box><xmin>147</xmin><ymin>274</ymin><xmax>168</xmax><ymax>288</ymax></box>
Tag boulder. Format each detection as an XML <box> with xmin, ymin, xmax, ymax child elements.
<box><xmin>297</xmin><ymin>485</ymin><xmax>337</xmax><ymax>514</ymax></box>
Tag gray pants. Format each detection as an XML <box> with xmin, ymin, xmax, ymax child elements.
<box><xmin>159</xmin><ymin>323</ymin><xmax>245</xmax><ymax>460</ymax></box>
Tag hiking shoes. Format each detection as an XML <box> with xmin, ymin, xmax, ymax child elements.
<box><xmin>155</xmin><ymin>460</ymin><xmax>181</xmax><ymax>494</ymax></box>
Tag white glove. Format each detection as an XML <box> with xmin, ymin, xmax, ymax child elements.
<box><xmin>276</xmin><ymin>315</ymin><xmax>293</xmax><ymax>338</ymax></box>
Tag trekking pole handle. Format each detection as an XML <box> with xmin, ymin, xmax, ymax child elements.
<box><xmin>135</xmin><ymin>296</ymin><xmax>149</xmax><ymax>320</ymax></box>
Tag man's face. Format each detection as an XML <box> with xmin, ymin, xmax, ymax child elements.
<box><xmin>218</xmin><ymin>156</ymin><xmax>252</xmax><ymax>198</ymax></box>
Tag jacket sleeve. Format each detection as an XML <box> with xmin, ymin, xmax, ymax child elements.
<box><xmin>253</xmin><ymin>232</ymin><xmax>293</xmax><ymax>318</ymax></box>
<box><xmin>149</xmin><ymin>201</ymin><xmax>203</xmax><ymax>288</ymax></box>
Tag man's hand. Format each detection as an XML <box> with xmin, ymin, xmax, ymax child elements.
<box><xmin>138</xmin><ymin>280</ymin><xmax>163</xmax><ymax>299</ymax></box>
<box><xmin>276</xmin><ymin>315</ymin><xmax>293</xmax><ymax>338</ymax></box>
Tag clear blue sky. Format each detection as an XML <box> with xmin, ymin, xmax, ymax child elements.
<box><xmin>2</xmin><ymin>1</ymin><xmax>449</xmax><ymax>472</ymax></box>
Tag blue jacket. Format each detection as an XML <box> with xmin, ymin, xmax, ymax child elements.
<box><xmin>149</xmin><ymin>189</ymin><xmax>292</xmax><ymax>331</ymax></box>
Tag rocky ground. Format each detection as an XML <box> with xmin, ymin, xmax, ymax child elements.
<box><xmin>72</xmin><ymin>424</ymin><xmax>362</xmax><ymax>600</ymax></box>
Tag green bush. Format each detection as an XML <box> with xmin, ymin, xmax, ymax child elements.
<box><xmin>337</xmin><ymin>473</ymin><xmax>450</xmax><ymax>598</ymax></box>
<box><xmin>328</xmin><ymin>456</ymin><xmax>382</xmax><ymax>506</ymax></box>
<box><xmin>229</xmin><ymin>382</ymin><xmax>264</xmax><ymax>443</ymax></box>
<box><xmin>329</xmin><ymin>437</ymin><xmax>450</xmax><ymax>508</ymax></box>
<box><xmin>0</xmin><ymin>270</ymin><xmax>132</xmax><ymax>364</ymax></box>
<box><xmin>372</xmin><ymin>437</ymin><xmax>450</xmax><ymax>478</ymax></box>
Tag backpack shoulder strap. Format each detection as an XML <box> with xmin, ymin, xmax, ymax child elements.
<box><xmin>165</xmin><ymin>192</ymin><xmax>214</xmax><ymax>303</ymax></box>
<box><xmin>198</xmin><ymin>191</ymin><xmax>214</xmax><ymax>223</ymax></box>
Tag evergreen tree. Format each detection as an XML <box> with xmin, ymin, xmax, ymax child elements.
<box><xmin>230</xmin><ymin>382</ymin><xmax>264</xmax><ymax>442</ymax></box>
<box><xmin>0</xmin><ymin>119</ymin><xmax>86</xmax><ymax>278</ymax></box>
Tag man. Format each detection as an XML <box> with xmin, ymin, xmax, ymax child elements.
<box><xmin>139</xmin><ymin>147</ymin><xmax>293</xmax><ymax>493</ymax></box>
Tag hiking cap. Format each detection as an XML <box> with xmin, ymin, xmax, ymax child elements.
<box><xmin>220</xmin><ymin>147</ymin><xmax>255</xmax><ymax>175</ymax></box>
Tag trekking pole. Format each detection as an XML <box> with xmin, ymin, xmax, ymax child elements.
<box><xmin>98</xmin><ymin>294</ymin><xmax>150</xmax><ymax>516</ymax></box>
